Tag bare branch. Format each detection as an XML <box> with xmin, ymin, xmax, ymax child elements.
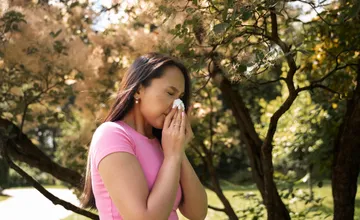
<box><xmin>311</xmin><ymin>64</ymin><xmax>350</xmax><ymax>85</ymax></box>
<box><xmin>204</xmin><ymin>87</ymin><xmax>214</xmax><ymax>153</ymax></box>
<box><xmin>0</xmin><ymin>134</ymin><xmax>98</xmax><ymax>220</ymax></box>
<box><xmin>0</xmin><ymin>118</ymin><xmax>83</xmax><ymax>188</ymax></box>
<box><xmin>297</xmin><ymin>83</ymin><xmax>342</xmax><ymax>96</ymax></box>
<box><xmin>19</xmin><ymin>104</ymin><xmax>28</xmax><ymax>135</ymax></box>
<box><xmin>193</xmin><ymin>75</ymin><xmax>211</xmax><ymax>95</ymax></box>
<box><xmin>262</xmin><ymin>8</ymin><xmax>298</xmax><ymax>150</ymax></box>
<box><xmin>206</xmin><ymin>0</ymin><xmax>221</xmax><ymax>14</ymax></box>
<box><xmin>248</xmin><ymin>77</ymin><xmax>286</xmax><ymax>86</ymax></box>
<box><xmin>174</xmin><ymin>0</ymin><xmax>192</xmax><ymax>12</ymax></box>
<box><xmin>100</xmin><ymin>3</ymin><xmax>121</xmax><ymax>13</ymax></box>
<box><xmin>208</xmin><ymin>205</ymin><xmax>226</xmax><ymax>212</ymax></box>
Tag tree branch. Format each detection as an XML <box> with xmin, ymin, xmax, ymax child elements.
<box><xmin>0</xmin><ymin>140</ymin><xmax>98</xmax><ymax>219</ymax></box>
<box><xmin>262</xmin><ymin>8</ymin><xmax>299</xmax><ymax>150</ymax></box>
<box><xmin>0</xmin><ymin>118</ymin><xmax>83</xmax><ymax>188</ymax></box>
<box><xmin>208</xmin><ymin>205</ymin><xmax>226</xmax><ymax>212</ymax></box>
<box><xmin>0</xmin><ymin>129</ymin><xmax>97</xmax><ymax>219</ymax></box>
<box><xmin>100</xmin><ymin>3</ymin><xmax>121</xmax><ymax>13</ymax></box>
<box><xmin>297</xmin><ymin>83</ymin><xmax>342</xmax><ymax>96</ymax></box>
<box><xmin>255</xmin><ymin>77</ymin><xmax>286</xmax><ymax>86</ymax></box>
<box><xmin>286</xmin><ymin>0</ymin><xmax>343</xmax><ymax>26</ymax></box>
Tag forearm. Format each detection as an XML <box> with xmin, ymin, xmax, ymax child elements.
<box><xmin>145</xmin><ymin>155</ymin><xmax>182</xmax><ymax>220</ymax></box>
<box><xmin>179</xmin><ymin>153</ymin><xmax>208</xmax><ymax>219</ymax></box>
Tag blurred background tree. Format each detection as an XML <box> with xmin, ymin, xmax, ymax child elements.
<box><xmin>0</xmin><ymin>0</ymin><xmax>359</xmax><ymax>220</ymax></box>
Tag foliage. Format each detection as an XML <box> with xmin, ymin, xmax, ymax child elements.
<box><xmin>0</xmin><ymin>0</ymin><xmax>360</xmax><ymax>219</ymax></box>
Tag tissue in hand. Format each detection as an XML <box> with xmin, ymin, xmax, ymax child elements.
<box><xmin>172</xmin><ymin>98</ymin><xmax>185</xmax><ymax>110</ymax></box>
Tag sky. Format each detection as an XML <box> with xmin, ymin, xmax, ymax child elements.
<box><xmin>288</xmin><ymin>0</ymin><xmax>334</xmax><ymax>22</ymax></box>
<box><xmin>46</xmin><ymin>0</ymin><xmax>334</xmax><ymax>32</ymax></box>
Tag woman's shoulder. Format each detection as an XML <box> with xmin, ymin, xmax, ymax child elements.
<box><xmin>90</xmin><ymin>121</ymin><xmax>137</xmax><ymax>169</ymax></box>
<box><xmin>95</xmin><ymin>121</ymin><xmax>126</xmax><ymax>134</ymax></box>
<box><xmin>92</xmin><ymin>121</ymin><xmax>133</xmax><ymax>143</ymax></box>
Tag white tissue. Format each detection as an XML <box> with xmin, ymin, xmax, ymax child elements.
<box><xmin>172</xmin><ymin>98</ymin><xmax>185</xmax><ymax>110</ymax></box>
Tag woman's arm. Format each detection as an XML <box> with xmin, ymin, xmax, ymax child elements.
<box><xmin>99</xmin><ymin>152</ymin><xmax>183</xmax><ymax>220</ymax></box>
<box><xmin>179</xmin><ymin>152</ymin><xmax>208</xmax><ymax>219</ymax></box>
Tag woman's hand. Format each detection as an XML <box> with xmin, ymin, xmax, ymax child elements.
<box><xmin>161</xmin><ymin>106</ymin><xmax>186</xmax><ymax>159</ymax></box>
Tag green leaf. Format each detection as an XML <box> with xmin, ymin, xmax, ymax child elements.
<box><xmin>348</xmin><ymin>2</ymin><xmax>360</xmax><ymax>19</ymax></box>
<box><xmin>222</xmin><ymin>5</ymin><xmax>229</xmax><ymax>21</ymax></box>
<box><xmin>75</xmin><ymin>72</ymin><xmax>84</xmax><ymax>80</ymax></box>
<box><xmin>186</xmin><ymin>7</ymin><xmax>195</xmax><ymax>14</ymax></box>
<box><xmin>213</xmin><ymin>22</ymin><xmax>229</xmax><ymax>34</ymax></box>
<box><xmin>255</xmin><ymin>50</ymin><xmax>265</xmax><ymax>61</ymax></box>
<box><xmin>50</xmin><ymin>29</ymin><xmax>62</xmax><ymax>38</ymax></box>
<box><xmin>70</xmin><ymin>2</ymin><xmax>80</xmax><ymax>8</ymax></box>
<box><xmin>176</xmin><ymin>43</ymin><xmax>187</xmax><ymax>53</ymax></box>
<box><xmin>240</xmin><ymin>7</ymin><xmax>252</xmax><ymax>21</ymax></box>
<box><xmin>53</xmin><ymin>40</ymin><xmax>66</xmax><ymax>54</ymax></box>
<box><xmin>238</xmin><ymin>64</ymin><xmax>247</xmax><ymax>73</ymax></box>
<box><xmin>25</xmin><ymin>114</ymin><xmax>33</xmax><ymax>122</ymax></box>
<box><xmin>242</xmin><ymin>11</ymin><xmax>252</xmax><ymax>21</ymax></box>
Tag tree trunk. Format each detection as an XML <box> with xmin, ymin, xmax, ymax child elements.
<box><xmin>209</xmin><ymin>60</ymin><xmax>290</xmax><ymax>220</ymax></box>
<box><xmin>0</xmin><ymin>118</ymin><xmax>82</xmax><ymax>188</ymax></box>
<box><xmin>203</xmin><ymin>149</ymin><xmax>238</xmax><ymax>220</ymax></box>
<box><xmin>308</xmin><ymin>164</ymin><xmax>313</xmax><ymax>201</ymax></box>
<box><xmin>332</xmin><ymin>61</ymin><xmax>360</xmax><ymax>220</ymax></box>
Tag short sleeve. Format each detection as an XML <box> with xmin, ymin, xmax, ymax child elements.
<box><xmin>90</xmin><ymin>122</ymin><xmax>136</xmax><ymax>170</ymax></box>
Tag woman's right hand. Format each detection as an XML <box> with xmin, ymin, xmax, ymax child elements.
<box><xmin>161</xmin><ymin>106</ymin><xmax>186</xmax><ymax>159</ymax></box>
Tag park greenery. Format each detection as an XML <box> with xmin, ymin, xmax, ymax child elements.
<box><xmin>0</xmin><ymin>0</ymin><xmax>359</xmax><ymax>219</ymax></box>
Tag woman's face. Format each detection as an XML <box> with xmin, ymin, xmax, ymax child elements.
<box><xmin>138</xmin><ymin>65</ymin><xmax>185</xmax><ymax>129</ymax></box>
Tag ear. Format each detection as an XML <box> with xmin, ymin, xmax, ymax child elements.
<box><xmin>135</xmin><ymin>84</ymin><xmax>145</xmax><ymax>100</ymax></box>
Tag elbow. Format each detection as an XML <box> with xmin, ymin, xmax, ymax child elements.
<box><xmin>198</xmin><ymin>206</ymin><xmax>208</xmax><ymax>220</ymax></box>
<box><xmin>196</xmin><ymin>193</ymin><xmax>208</xmax><ymax>220</ymax></box>
<box><xmin>199</xmin><ymin>196</ymin><xmax>208</xmax><ymax>220</ymax></box>
<box><xmin>137</xmin><ymin>210</ymin><xmax>170</xmax><ymax>220</ymax></box>
<box><xmin>190</xmin><ymin>211</ymin><xmax>208</xmax><ymax>220</ymax></box>
<box><xmin>180</xmin><ymin>204</ymin><xmax>208</xmax><ymax>220</ymax></box>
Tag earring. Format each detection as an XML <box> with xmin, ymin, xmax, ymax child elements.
<box><xmin>135</xmin><ymin>98</ymin><xmax>139</xmax><ymax>104</ymax></box>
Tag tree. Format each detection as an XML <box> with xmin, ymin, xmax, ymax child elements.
<box><xmin>1</xmin><ymin>0</ymin><xmax>359</xmax><ymax>219</ymax></box>
<box><xmin>156</xmin><ymin>0</ymin><xmax>360</xmax><ymax>219</ymax></box>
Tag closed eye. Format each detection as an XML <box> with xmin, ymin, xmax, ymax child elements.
<box><xmin>168</xmin><ymin>92</ymin><xmax>184</xmax><ymax>99</ymax></box>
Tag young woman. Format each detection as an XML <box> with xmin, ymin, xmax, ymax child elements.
<box><xmin>80</xmin><ymin>52</ymin><xmax>208</xmax><ymax>220</ymax></box>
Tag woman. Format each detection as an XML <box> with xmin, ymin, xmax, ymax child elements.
<box><xmin>80</xmin><ymin>52</ymin><xmax>208</xmax><ymax>220</ymax></box>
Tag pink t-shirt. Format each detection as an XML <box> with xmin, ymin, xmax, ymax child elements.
<box><xmin>90</xmin><ymin>120</ymin><xmax>183</xmax><ymax>220</ymax></box>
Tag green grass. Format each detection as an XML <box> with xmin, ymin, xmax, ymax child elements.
<box><xmin>63</xmin><ymin>181</ymin><xmax>360</xmax><ymax>220</ymax></box>
<box><xmin>0</xmin><ymin>194</ymin><xmax>10</xmax><ymax>202</ymax></box>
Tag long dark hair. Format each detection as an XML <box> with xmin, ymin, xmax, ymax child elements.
<box><xmin>80</xmin><ymin>52</ymin><xmax>192</xmax><ymax>209</ymax></box>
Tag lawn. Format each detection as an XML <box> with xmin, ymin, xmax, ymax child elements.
<box><xmin>62</xmin><ymin>180</ymin><xmax>360</xmax><ymax>220</ymax></box>
<box><xmin>0</xmin><ymin>194</ymin><xmax>10</xmax><ymax>202</ymax></box>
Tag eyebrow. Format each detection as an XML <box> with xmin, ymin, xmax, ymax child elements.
<box><xmin>169</xmin><ymin>86</ymin><xmax>184</xmax><ymax>96</ymax></box>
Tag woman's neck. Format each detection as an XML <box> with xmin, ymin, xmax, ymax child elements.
<box><xmin>122</xmin><ymin>108</ymin><xmax>154</xmax><ymax>139</ymax></box>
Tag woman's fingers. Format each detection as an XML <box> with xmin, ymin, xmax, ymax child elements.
<box><xmin>171</xmin><ymin>108</ymin><xmax>178</xmax><ymax>127</ymax></box>
<box><xmin>173</xmin><ymin>107</ymin><xmax>181</xmax><ymax>130</ymax></box>
<box><xmin>180</xmin><ymin>111</ymin><xmax>186</xmax><ymax>134</ymax></box>
<box><xmin>164</xmin><ymin>107</ymin><xmax>177</xmax><ymax>129</ymax></box>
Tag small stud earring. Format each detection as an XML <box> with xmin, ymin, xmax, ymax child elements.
<box><xmin>135</xmin><ymin>98</ymin><xmax>139</xmax><ymax>104</ymax></box>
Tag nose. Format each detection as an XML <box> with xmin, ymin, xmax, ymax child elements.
<box><xmin>164</xmin><ymin>105</ymin><xmax>174</xmax><ymax>116</ymax></box>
